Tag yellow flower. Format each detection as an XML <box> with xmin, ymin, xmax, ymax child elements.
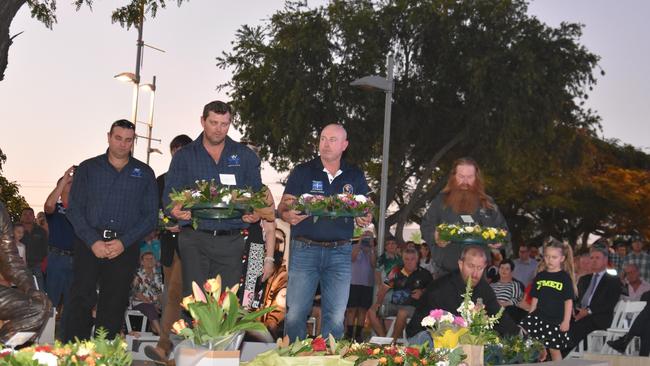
<box><xmin>379</xmin><ymin>357</ymin><xmax>387</xmax><ymax>364</ymax></box>
<box><xmin>394</xmin><ymin>356</ymin><xmax>403</xmax><ymax>363</ymax></box>
<box><xmin>203</xmin><ymin>276</ymin><xmax>221</xmax><ymax>295</ymax></box>
<box><xmin>373</xmin><ymin>348</ymin><xmax>381</xmax><ymax>355</ymax></box>
<box><xmin>172</xmin><ymin>319</ymin><xmax>188</xmax><ymax>334</ymax></box>
<box><xmin>181</xmin><ymin>295</ymin><xmax>195</xmax><ymax>310</ymax></box>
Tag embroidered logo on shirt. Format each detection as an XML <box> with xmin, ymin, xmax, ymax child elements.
<box><xmin>130</xmin><ymin>168</ymin><xmax>143</xmax><ymax>178</ymax></box>
<box><xmin>536</xmin><ymin>279</ymin><xmax>563</xmax><ymax>291</ymax></box>
<box><xmin>311</xmin><ymin>180</ymin><xmax>324</xmax><ymax>192</ymax></box>
<box><xmin>227</xmin><ymin>154</ymin><xmax>241</xmax><ymax>167</ymax></box>
<box><xmin>342</xmin><ymin>184</ymin><xmax>354</xmax><ymax>194</ymax></box>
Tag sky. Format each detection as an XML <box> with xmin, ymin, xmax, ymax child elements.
<box><xmin>1</xmin><ymin>0</ymin><xmax>648</xmax><ymax>213</ymax></box>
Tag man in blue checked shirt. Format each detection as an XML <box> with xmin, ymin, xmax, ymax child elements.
<box><xmin>278</xmin><ymin>123</ymin><xmax>372</xmax><ymax>340</ymax></box>
<box><xmin>163</xmin><ymin>100</ymin><xmax>264</xmax><ymax>296</ymax></box>
<box><xmin>64</xmin><ymin>119</ymin><xmax>158</xmax><ymax>341</ymax></box>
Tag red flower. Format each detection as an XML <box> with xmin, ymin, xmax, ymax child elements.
<box><xmin>35</xmin><ymin>345</ymin><xmax>53</xmax><ymax>353</ymax></box>
<box><xmin>405</xmin><ymin>347</ymin><xmax>420</xmax><ymax>357</ymax></box>
<box><xmin>311</xmin><ymin>337</ymin><xmax>327</xmax><ymax>352</ymax></box>
<box><xmin>366</xmin><ymin>348</ymin><xmax>374</xmax><ymax>355</ymax></box>
<box><xmin>384</xmin><ymin>347</ymin><xmax>397</xmax><ymax>356</ymax></box>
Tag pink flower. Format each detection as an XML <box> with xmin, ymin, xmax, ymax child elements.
<box><xmin>454</xmin><ymin>316</ymin><xmax>467</xmax><ymax>327</ymax></box>
<box><xmin>429</xmin><ymin>309</ymin><xmax>445</xmax><ymax>320</ymax></box>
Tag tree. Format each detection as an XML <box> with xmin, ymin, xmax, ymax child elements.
<box><xmin>495</xmin><ymin>133</ymin><xmax>650</xmax><ymax>247</ymax></box>
<box><xmin>218</xmin><ymin>0</ymin><xmax>602</xmax><ymax>241</ymax></box>
<box><xmin>0</xmin><ymin>148</ymin><xmax>29</xmax><ymax>221</ymax></box>
<box><xmin>0</xmin><ymin>0</ymin><xmax>185</xmax><ymax>81</ymax></box>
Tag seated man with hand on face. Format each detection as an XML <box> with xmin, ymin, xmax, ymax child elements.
<box><xmin>406</xmin><ymin>245</ymin><xmax>519</xmax><ymax>346</ymax></box>
<box><xmin>368</xmin><ymin>247</ymin><xmax>432</xmax><ymax>341</ymax></box>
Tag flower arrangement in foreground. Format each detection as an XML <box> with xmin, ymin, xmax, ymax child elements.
<box><xmin>248</xmin><ymin>335</ymin><xmax>465</xmax><ymax>366</ymax></box>
<box><xmin>292</xmin><ymin>193</ymin><xmax>374</xmax><ymax>222</ymax></box>
<box><xmin>172</xmin><ymin>275</ymin><xmax>274</xmax><ymax>348</ymax></box>
<box><xmin>420</xmin><ymin>309</ymin><xmax>468</xmax><ymax>349</ymax></box>
<box><xmin>0</xmin><ymin>328</ymin><xmax>130</xmax><ymax>366</ymax></box>
<box><xmin>484</xmin><ymin>337</ymin><xmax>545</xmax><ymax>365</ymax></box>
<box><xmin>168</xmin><ymin>180</ymin><xmax>271</xmax><ymax>227</ymax></box>
<box><xmin>345</xmin><ymin>342</ymin><xmax>465</xmax><ymax>366</ymax></box>
<box><xmin>436</xmin><ymin>224</ymin><xmax>507</xmax><ymax>244</ymax></box>
<box><xmin>421</xmin><ymin>277</ymin><xmax>503</xmax><ymax>348</ymax></box>
<box><xmin>455</xmin><ymin>277</ymin><xmax>503</xmax><ymax>345</ymax></box>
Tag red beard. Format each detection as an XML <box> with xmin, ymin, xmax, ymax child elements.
<box><xmin>444</xmin><ymin>183</ymin><xmax>481</xmax><ymax>214</ymax></box>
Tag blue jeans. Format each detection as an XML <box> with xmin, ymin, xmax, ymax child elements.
<box><xmin>407</xmin><ymin>330</ymin><xmax>434</xmax><ymax>348</ymax></box>
<box><xmin>46</xmin><ymin>251</ymin><xmax>74</xmax><ymax>307</ymax></box>
<box><xmin>285</xmin><ymin>239</ymin><xmax>352</xmax><ymax>340</ymax></box>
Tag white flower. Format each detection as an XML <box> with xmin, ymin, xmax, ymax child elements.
<box><xmin>465</xmin><ymin>226</ymin><xmax>474</xmax><ymax>233</ymax></box>
<box><xmin>241</xmin><ymin>192</ymin><xmax>252</xmax><ymax>198</ymax></box>
<box><xmin>191</xmin><ymin>191</ymin><xmax>202</xmax><ymax>198</ymax></box>
<box><xmin>441</xmin><ymin>313</ymin><xmax>455</xmax><ymax>324</ymax></box>
<box><xmin>300</xmin><ymin>193</ymin><xmax>313</xmax><ymax>199</ymax></box>
<box><xmin>421</xmin><ymin>316</ymin><xmax>435</xmax><ymax>327</ymax></box>
<box><xmin>354</xmin><ymin>195</ymin><xmax>367</xmax><ymax>203</ymax></box>
<box><xmin>222</xmin><ymin>193</ymin><xmax>232</xmax><ymax>205</ymax></box>
<box><xmin>32</xmin><ymin>352</ymin><xmax>58</xmax><ymax>366</ymax></box>
<box><xmin>76</xmin><ymin>346</ymin><xmax>91</xmax><ymax>357</ymax></box>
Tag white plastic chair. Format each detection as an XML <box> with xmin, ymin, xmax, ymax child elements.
<box><xmin>600</xmin><ymin>300</ymin><xmax>647</xmax><ymax>355</ymax></box>
<box><xmin>568</xmin><ymin>300</ymin><xmax>625</xmax><ymax>357</ymax></box>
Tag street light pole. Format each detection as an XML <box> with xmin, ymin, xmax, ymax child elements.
<box><xmin>145</xmin><ymin>75</ymin><xmax>156</xmax><ymax>164</ymax></box>
<box><xmin>376</xmin><ymin>55</ymin><xmax>394</xmax><ymax>256</ymax></box>
<box><xmin>131</xmin><ymin>1</ymin><xmax>145</xmax><ymax>129</ymax></box>
<box><xmin>350</xmin><ymin>54</ymin><xmax>395</xmax><ymax>255</ymax></box>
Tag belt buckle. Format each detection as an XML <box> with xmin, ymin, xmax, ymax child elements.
<box><xmin>103</xmin><ymin>230</ymin><xmax>114</xmax><ymax>240</ymax></box>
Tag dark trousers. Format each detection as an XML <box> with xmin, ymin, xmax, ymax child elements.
<box><xmin>178</xmin><ymin>228</ymin><xmax>245</xmax><ymax>296</ymax></box>
<box><xmin>63</xmin><ymin>238</ymin><xmax>139</xmax><ymax>341</ymax></box>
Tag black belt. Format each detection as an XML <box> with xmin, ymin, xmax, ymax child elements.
<box><xmin>295</xmin><ymin>237</ymin><xmax>350</xmax><ymax>248</ymax></box>
<box><xmin>49</xmin><ymin>246</ymin><xmax>73</xmax><ymax>256</ymax></box>
<box><xmin>99</xmin><ymin>229</ymin><xmax>119</xmax><ymax>241</ymax></box>
<box><xmin>198</xmin><ymin>229</ymin><xmax>242</xmax><ymax>237</ymax></box>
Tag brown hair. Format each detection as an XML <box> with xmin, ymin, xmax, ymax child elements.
<box><xmin>441</xmin><ymin>157</ymin><xmax>494</xmax><ymax>210</ymax></box>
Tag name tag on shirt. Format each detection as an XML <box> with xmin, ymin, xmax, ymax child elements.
<box><xmin>460</xmin><ymin>215</ymin><xmax>474</xmax><ymax>224</ymax></box>
<box><xmin>130</xmin><ymin>168</ymin><xmax>143</xmax><ymax>178</ymax></box>
<box><xmin>220</xmin><ymin>174</ymin><xmax>237</xmax><ymax>186</ymax></box>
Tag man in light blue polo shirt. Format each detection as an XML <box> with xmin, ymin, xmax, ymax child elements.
<box><xmin>278</xmin><ymin>123</ymin><xmax>372</xmax><ymax>340</ymax></box>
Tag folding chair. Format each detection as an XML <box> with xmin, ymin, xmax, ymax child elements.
<box><xmin>600</xmin><ymin>300</ymin><xmax>647</xmax><ymax>355</ymax></box>
<box><xmin>568</xmin><ymin>300</ymin><xmax>624</xmax><ymax>357</ymax></box>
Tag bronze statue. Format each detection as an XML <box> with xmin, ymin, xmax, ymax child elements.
<box><xmin>0</xmin><ymin>202</ymin><xmax>51</xmax><ymax>343</ymax></box>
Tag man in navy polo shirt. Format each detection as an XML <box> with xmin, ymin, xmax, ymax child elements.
<box><xmin>43</xmin><ymin>166</ymin><xmax>77</xmax><ymax>330</ymax></box>
<box><xmin>163</xmin><ymin>100</ymin><xmax>263</xmax><ymax>295</ymax></box>
<box><xmin>278</xmin><ymin>123</ymin><xmax>372</xmax><ymax>340</ymax></box>
<box><xmin>65</xmin><ymin>119</ymin><xmax>158</xmax><ymax>341</ymax></box>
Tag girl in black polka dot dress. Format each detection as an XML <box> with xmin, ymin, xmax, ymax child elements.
<box><xmin>521</xmin><ymin>238</ymin><xmax>576</xmax><ymax>361</ymax></box>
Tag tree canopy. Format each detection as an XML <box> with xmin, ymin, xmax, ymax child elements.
<box><xmin>0</xmin><ymin>148</ymin><xmax>29</xmax><ymax>221</ymax></box>
<box><xmin>217</xmin><ymin>0</ymin><xmax>645</xmax><ymax>245</ymax></box>
<box><xmin>0</xmin><ymin>0</ymin><xmax>185</xmax><ymax>81</ymax></box>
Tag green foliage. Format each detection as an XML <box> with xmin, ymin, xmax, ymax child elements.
<box><xmin>218</xmin><ymin>0</ymin><xmax>602</xmax><ymax>240</ymax></box>
<box><xmin>24</xmin><ymin>1</ymin><xmax>186</xmax><ymax>29</ymax></box>
<box><xmin>0</xmin><ymin>149</ymin><xmax>28</xmax><ymax>222</ymax></box>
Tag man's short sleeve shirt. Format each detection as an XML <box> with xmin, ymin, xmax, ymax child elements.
<box><xmin>45</xmin><ymin>201</ymin><xmax>75</xmax><ymax>251</ymax></box>
<box><xmin>284</xmin><ymin>158</ymin><xmax>369</xmax><ymax>241</ymax></box>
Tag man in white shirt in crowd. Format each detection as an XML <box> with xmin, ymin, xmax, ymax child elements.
<box><xmin>621</xmin><ymin>263</ymin><xmax>650</xmax><ymax>301</ymax></box>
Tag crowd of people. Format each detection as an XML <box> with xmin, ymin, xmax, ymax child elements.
<box><xmin>0</xmin><ymin>99</ymin><xmax>648</xmax><ymax>364</ymax></box>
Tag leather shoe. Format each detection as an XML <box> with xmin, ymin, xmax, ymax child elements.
<box><xmin>144</xmin><ymin>345</ymin><xmax>170</xmax><ymax>365</ymax></box>
<box><xmin>607</xmin><ymin>336</ymin><xmax>630</xmax><ymax>354</ymax></box>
